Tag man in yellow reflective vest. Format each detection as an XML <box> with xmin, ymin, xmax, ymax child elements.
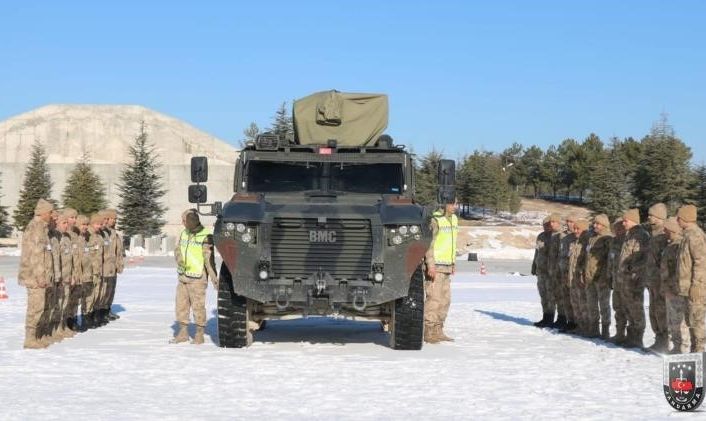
<box><xmin>424</xmin><ymin>201</ymin><xmax>459</xmax><ymax>343</ymax></box>
<box><xmin>171</xmin><ymin>209</ymin><xmax>218</xmax><ymax>344</ymax></box>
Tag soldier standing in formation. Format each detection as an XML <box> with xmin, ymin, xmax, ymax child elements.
<box><xmin>534</xmin><ymin>204</ymin><xmax>706</xmax><ymax>354</ymax></box>
<box><xmin>172</xmin><ymin>210</ymin><xmax>218</xmax><ymax>344</ymax></box>
<box><xmin>676</xmin><ymin>204</ymin><xmax>706</xmax><ymax>353</ymax></box>
<box><xmin>424</xmin><ymin>201</ymin><xmax>459</xmax><ymax>343</ymax></box>
<box><xmin>645</xmin><ymin>203</ymin><xmax>669</xmax><ymax>352</ymax></box>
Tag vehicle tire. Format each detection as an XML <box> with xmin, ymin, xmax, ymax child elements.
<box><xmin>217</xmin><ymin>263</ymin><xmax>253</xmax><ymax>348</ymax></box>
<box><xmin>389</xmin><ymin>264</ymin><xmax>425</xmax><ymax>350</ymax></box>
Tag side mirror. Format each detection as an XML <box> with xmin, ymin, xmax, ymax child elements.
<box><xmin>191</xmin><ymin>156</ymin><xmax>208</xmax><ymax>183</ymax></box>
<box><xmin>188</xmin><ymin>185</ymin><xmax>208</xmax><ymax>203</ymax></box>
<box><xmin>437</xmin><ymin>159</ymin><xmax>456</xmax><ymax>204</ymax></box>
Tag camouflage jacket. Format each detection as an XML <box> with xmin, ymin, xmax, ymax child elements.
<box><xmin>102</xmin><ymin>228</ymin><xmax>125</xmax><ymax>276</ymax></box>
<box><xmin>646</xmin><ymin>225</ymin><xmax>669</xmax><ymax>289</ymax></box>
<box><xmin>618</xmin><ymin>225</ymin><xmax>650</xmax><ymax>287</ymax></box>
<box><xmin>17</xmin><ymin>217</ymin><xmax>54</xmax><ymax>288</ymax></box>
<box><xmin>573</xmin><ymin>231</ymin><xmax>591</xmax><ymax>287</ymax></box>
<box><xmin>50</xmin><ymin>230</ymin><xmax>62</xmax><ymax>284</ymax></box>
<box><xmin>547</xmin><ymin>231</ymin><xmax>561</xmax><ymax>280</ymax></box>
<box><xmin>59</xmin><ymin>232</ymin><xmax>74</xmax><ymax>285</ymax></box>
<box><xmin>607</xmin><ymin>235</ymin><xmax>625</xmax><ymax>289</ymax></box>
<box><xmin>531</xmin><ymin>231</ymin><xmax>551</xmax><ymax>277</ymax></box>
<box><xmin>584</xmin><ymin>230</ymin><xmax>612</xmax><ymax>287</ymax></box>
<box><xmin>75</xmin><ymin>232</ymin><xmax>93</xmax><ymax>283</ymax></box>
<box><xmin>660</xmin><ymin>235</ymin><xmax>684</xmax><ymax>296</ymax></box>
<box><xmin>677</xmin><ymin>224</ymin><xmax>706</xmax><ymax>304</ymax></box>
<box><xmin>88</xmin><ymin>227</ymin><xmax>105</xmax><ymax>281</ymax></box>
<box><xmin>559</xmin><ymin>231</ymin><xmax>576</xmax><ymax>284</ymax></box>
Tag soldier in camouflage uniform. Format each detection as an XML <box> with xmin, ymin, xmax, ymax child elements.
<box><xmin>558</xmin><ymin>215</ymin><xmax>578</xmax><ymax>332</ymax></box>
<box><xmin>645</xmin><ymin>203</ymin><xmax>670</xmax><ymax>352</ymax></box>
<box><xmin>85</xmin><ymin>213</ymin><xmax>106</xmax><ymax>329</ymax></box>
<box><xmin>618</xmin><ymin>209</ymin><xmax>651</xmax><ymax>348</ymax></box>
<box><xmin>676</xmin><ymin>204</ymin><xmax>706</xmax><ymax>353</ymax></box>
<box><xmin>99</xmin><ymin>209</ymin><xmax>124</xmax><ymax>322</ymax></box>
<box><xmin>607</xmin><ymin>218</ymin><xmax>628</xmax><ymax>344</ymax></box>
<box><xmin>572</xmin><ymin>219</ymin><xmax>591</xmax><ymax>335</ymax></box>
<box><xmin>532</xmin><ymin>217</ymin><xmax>555</xmax><ymax>327</ymax></box>
<box><xmin>546</xmin><ymin>214</ymin><xmax>566</xmax><ymax>329</ymax></box>
<box><xmin>54</xmin><ymin>213</ymin><xmax>77</xmax><ymax>340</ymax></box>
<box><xmin>47</xmin><ymin>213</ymin><xmax>66</xmax><ymax>343</ymax></box>
<box><xmin>74</xmin><ymin>215</ymin><xmax>93</xmax><ymax>332</ymax></box>
<box><xmin>583</xmin><ymin>214</ymin><xmax>612</xmax><ymax>339</ymax></box>
<box><xmin>661</xmin><ymin>217</ymin><xmax>688</xmax><ymax>353</ymax></box>
<box><xmin>18</xmin><ymin>199</ymin><xmax>55</xmax><ymax>349</ymax></box>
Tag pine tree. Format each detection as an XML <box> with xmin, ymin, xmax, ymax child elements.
<box><xmin>588</xmin><ymin>148</ymin><xmax>633</xmax><ymax>220</ymax></box>
<box><xmin>691</xmin><ymin>165</ymin><xmax>706</xmax><ymax>230</ymax></box>
<box><xmin>414</xmin><ymin>150</ymin><xmax>442</xmax><ymax>206</ymax></box>
<box><xmin>269</xmin><ymin>102</ymin><xmax>294</xmax><ymax>141</ymax></box>
<box><xmin>0</xmin><ymin>171</ymin><xmax>11</xmax><ymax>237</ymax></box>
<box><xmin>117</xmin><ymin>122</ymin><xmax>167</xmax><ymax>237</ymax></box>
<box><xmin>13</xmin><ymin>139</ymin><xmax>54</xmax><ymax>231</ymax></box>
<box><xmin>62</xmin><ymin>153</ymin><xmax>108</xmax><ymax>215</ymax></box>
<box><xmin>520</xmin><ymin>145</ymin><xmax>544</xmax><ymax>197</ymax></box>
<box><xmin>540</xmin><ymin>146</ymin><xmax>562</xmax><ymax>198</ymax></box>
<box><xmin>633</xmin><ymin>115</ymin><xmax>694</xmax><ymax>213</ymax></box>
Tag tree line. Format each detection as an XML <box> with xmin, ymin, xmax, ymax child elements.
<box><xmin>0</xmin><ymin>122</ymin><xmax>167</xmax><ymax>238</ymax></box>
<box><xmin>414</xmin><ymin>115</ymin><xmax>705</xmax><ymax>227</ymax></box>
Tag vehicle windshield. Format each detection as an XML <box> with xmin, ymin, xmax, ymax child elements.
<box><xmin>246</xmin><ymin>161</ymin><xmax>404</xmax><ymax>194</ymax></box>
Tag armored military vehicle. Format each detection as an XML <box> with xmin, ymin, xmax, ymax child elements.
<box><xmin>189</xmin><ymin>90</ymin><xmax>455</xmax><ymax>349</ymax></box>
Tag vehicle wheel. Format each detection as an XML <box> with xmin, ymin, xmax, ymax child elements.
<box><xmin>217</xmin><ymin>263</ymin><xmax>253</xmax><ymax>348</ymax></box>
<box><xmin>389</xmin><ymin>264</ymin><xmax>425</xmax><ymax>350</ymax></box>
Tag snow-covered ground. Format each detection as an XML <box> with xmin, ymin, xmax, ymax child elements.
<box><xmin>0</xmin><ymin>258</ymin><xmax>680</xmax><ymax>420</ymax></box>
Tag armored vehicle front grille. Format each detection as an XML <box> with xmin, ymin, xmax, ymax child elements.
<box><xmin>271</xmin><ymin>218</ymin><xmax>373</xmax><ymax>280</ymax></box>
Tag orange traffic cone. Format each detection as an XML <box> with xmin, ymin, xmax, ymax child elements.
<box><xmin>0</xmin><ymin>276</ymin><xmax>8</xmax><ymax>300</ymax></box>
<box><xmin>480</xmin><ymin>262</ymin><xmax>487</xmax><ymax>275</ymax></box>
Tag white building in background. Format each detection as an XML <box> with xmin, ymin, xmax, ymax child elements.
<box><xmin>0</xmin><ymin>104</ymin><xmax>238</xmax><ymax>238</ymax></box>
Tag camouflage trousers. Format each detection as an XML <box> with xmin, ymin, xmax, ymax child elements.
<box><xmin>561</xmin><ymin>282</ymin><xmax>574</xmax><ymax>321</ymax></box>
<box><xmin>689</xmin><ymin>300</ymin><xmax>706</xmax><ymax>353</ymax></box>
<box><xmin>425</xmin><ymin>272</ymin><xmax>451</xmax><ymax>326</ymax></box>
<box><xmin>666</xmin><ymin>293</ymin><xmax>690</xmax><ymax>354</ymax></box>
<box><xmin>80</xmin><ymin>282</ymin><xmax>96</xmax><ymax>315</ymax></box>
<box><xmin>176</xmin><ymin>277</ymin><xmax>208</xmax><ymax>327</ymax></box>
<box><xmin>619</xmin><ymin>277</ymin><xmax>646</xmax><ymax>333</ymax></box>
<box><xmin>551</xmin><ymin>275</ymin><xmax>568</xmax><ymax>318</ymax></box>
<box><xmin>98</xmin><ymin>275</ymin><xmax>117</xmax><ymax>312</ymax></box>
<box><xmin>63</xmin><ymin>284</ymin><xmax>81</xmax><ymax>321</ymax></box>
<box><xmin>86</xmin><ymin>277</ymin><xmax>103</xmax><ymax>315</ymax></box>
<box><xmin>647</xmin><ymin>285</ymin><xmax>668</xmax><ymax>339</ymax></box>
<box><xmin>586</xmin><ymin>282</ymin><xmax>611</xmax><ymax>327</ymax></box>
<box><xmin>612</xmin><ymin>286</ymin><xmax>628</xmax><ymax>333</ymax></box>
<box><xmin>48</xmin><ymin>283</ymin><xmax>65</xmax><ymax>335</ymax></box>
<box><xmin>536</xmin><ymin>273</ymin><xmax>556</xmax><ymax>314</ymax></box>
<box><xmin>24</xmin><ymin>287</ymin><xmax>47</xmax><ymax>337</ymax></box>
<box><xmin>570</xmin><ymin>284</ymin><xmax>587</xmax><ymax>328</ymax></box>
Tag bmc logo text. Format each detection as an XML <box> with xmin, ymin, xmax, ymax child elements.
<box><xmin>309</xmin><ymin>230</ymin><xmax>337</xmax><ymax>243</ymax></box>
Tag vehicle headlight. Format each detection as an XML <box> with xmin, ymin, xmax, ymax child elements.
<box><xmin>241</xmin><ymin>232</ymin><xmax>253</xmax><ymax>243</ymax></box>
<box><xmin>409</xmin><ymin>225</ymin><xmax>420</xmax><ymax>235</ymax></box>
<box><xmin>225</xmin><ymin>222</ymin><xmax>235</xmax><ymax>231</ymax></box>
<box><xmin>236</xmin><ymin>223</ymin><xmax>246</xmax><ymax>233</ymax></box>
<box><xmin>398</xmin><ymin>225</ymin><xmax>408</xmax><ymax>236</ymax></box>
<box><xmin>391</xmin><ymin>235</ymin><xmax>403</xmax><ymax>245</ymax></box>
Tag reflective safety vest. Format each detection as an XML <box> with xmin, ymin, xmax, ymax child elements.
<box><xmin>432</xmin><ymin>211</ymin><xmax>458</xmax><ymax>266</ymax></box>
<box><xmin>178</xmin><ymin>227</ymin><xmax>210</xmax><ymax>278</ymax></box>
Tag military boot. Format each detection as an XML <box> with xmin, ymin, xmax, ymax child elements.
<box><xmin>559</xmin><ymin>319</ymin><xmax>577</xmax><ymax>333</ymax></box>
<box><xmin>170</xmin><ymin>323</ymin><xmax>189</xmax><ymax>344</ymax></box>
<box><xmin>533</xmin><ymin>312</ymin><xmax>554</xmax><ymax>328</ymax></box>
<box><xmin>600</xmin><ymin>323</ymin><xmax>610</xmax><ymax>340</ymax></box>
<box><xmin>586</xmin><ymin>322</ymin><xmax>600</xmax><ymax>339</ymax></box>
<box><xmin>60</xmin><ymin>320</ymin><xmax>76</xmax><ymax>339</ymax></box>
<box><xmin>552</xmin><ymin>315</ymin><xmax>567</xmax><ymax>330</ymax></box>
<box><xmin>23</xmin><ymin>328</ymin><xmax>48</xmax><ymax>349</ymax></box>
<box><xmin>438</xmin><ymin>324</ymin><xmax>455</xmax><ymax>342</ymax></box>
<box><xmin>625</xmin><ymin>329</ymin><xmax>644</xmax><ymax>349</ymax></box>
<box><xmin>108</xmin><ymin>311</ymin><xmax>120</xmax><ymax>321</ymax></box>
<box><xmin>424</xmin><ymin>324</ymin><xmax>441</xmax><ymax>344</ymax></box>
<box><xmin>647</xmin><ymin>334</ymin><xmax>669</xmax><ymax>354</ymax></box>
<box><xmin>191</xmin><ymin>326</ymin><xmax>205</xmax><ymax>345</ymax></box>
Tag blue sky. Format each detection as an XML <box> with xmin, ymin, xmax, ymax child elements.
<box><xmin>1</xmin><ymin>1</ymin><xmax>705</xmax><ymax>163</ymax></box>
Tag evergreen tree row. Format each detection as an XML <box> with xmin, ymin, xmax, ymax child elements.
<box><xmin>414</xmin><ymin>116</ymin><xmax>706</xmax><ymax>225</ymax></box>
<box><xmin>4</xmin><ymin>122</ymin><xmax>166</xmax><ymax>238</ymax></box>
